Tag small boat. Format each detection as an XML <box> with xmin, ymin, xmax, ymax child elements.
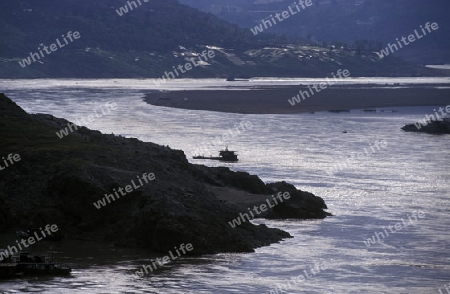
<box><xmin>193</xmin><ymin>147</ymin><xmax>238</xmax><ymax>162</ymax></box>
<box><xmin>0</xmin><ymin>251</ymin><xmax>71</xmax><ymax>278</ymax></box>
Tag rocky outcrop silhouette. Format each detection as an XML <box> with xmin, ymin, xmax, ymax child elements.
<box><xmin>0</xmin><ymin>93</ymin><xmax>330</xmax><ymax>255</ymax></box>
<box><xmin>402</xmin><ymin>119</ymin><xmax>450</xmax><ymax>134</ymax></box>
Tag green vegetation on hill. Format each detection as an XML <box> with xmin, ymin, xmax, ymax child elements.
<box><xmin>0</xmin><ymin>0</ymin><xmax>269</xmax><ymax>57</ymax></box>
<box><xmin>179</xmin><ymin>0</ymin><xmax>450</xmax><ymax>65</ymax></box>
<box><xmin>0</xmin><ymin>0</ymin><xmax>447</xmax><ymax>78</ymax></box>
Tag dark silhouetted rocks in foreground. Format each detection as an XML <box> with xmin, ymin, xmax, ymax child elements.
<box><xmin>0</xmin><ymin>93</ymin><xmax>330</xmax><ymax>255</ymax></box>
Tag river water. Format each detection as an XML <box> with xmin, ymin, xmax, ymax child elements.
<box><xmin>0</xmin><ymin>79</ymin><xmax>449</xmax><ymax>293</ymax></box>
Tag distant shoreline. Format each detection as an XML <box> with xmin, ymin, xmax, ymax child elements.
<box><xmin>143</xmin><ymin>84</ymin><xmax>450</xmax><ymax>114</ymax></box>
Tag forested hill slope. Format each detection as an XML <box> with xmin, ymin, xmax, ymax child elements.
<box><xmin>0</xmin><ymin>0</ymin><xmax>446</xmax><ymax>78</ymax></box>
<box><xmin>0</xmin><ymin>0</ymin><xmax>268</xmax><ymax>55</ymax></box>
<box><xmin>179</xmin><ymin>0</ymin><xmax>450</xmax><ymax>65</ymax></box>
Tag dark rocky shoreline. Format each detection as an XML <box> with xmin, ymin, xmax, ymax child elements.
<box><xmin>0</xmin><ymin>93</ymin><xmax>330</xmax><ymax>255</ymax></box>
<box><xmin>402</xmin><ymin>119</ymin><xmax>450</xmax><ymax>134</ymax></box>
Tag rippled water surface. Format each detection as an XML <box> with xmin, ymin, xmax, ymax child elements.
<box><xmin>0</xmin><ymin>79</ymin><xmax>449</xmax><ymax>293</ymax></box>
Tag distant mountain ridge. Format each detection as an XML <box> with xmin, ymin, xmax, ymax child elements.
<box><xmin>0</xmin><ymin>0</ymin><xmax>262</xmax><ymax>55</ymax></box>
<box><xmin>0</xmin><ymin>0</ymin><xmax>447</xmax><ymax>78</ymax></box>
<box><xmin>179</xmin><ymin>0</ymin><xmax>450</xmax><ymax>65</ymax></box>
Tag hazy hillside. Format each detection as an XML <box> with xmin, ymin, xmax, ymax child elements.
<box><xmin>0</xmin><ymin>0</ymin><xmax>266</xmax><ymax>56</ymax></box>
<box><xmin>179</xmin><ymin>0</ymin><xmax>450</xmax><ymax>65</ymax></box>
<box><xmin>0</xmin><ymin>0</ymin><xmax>446</xmax><ymax>78</ymax></box>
